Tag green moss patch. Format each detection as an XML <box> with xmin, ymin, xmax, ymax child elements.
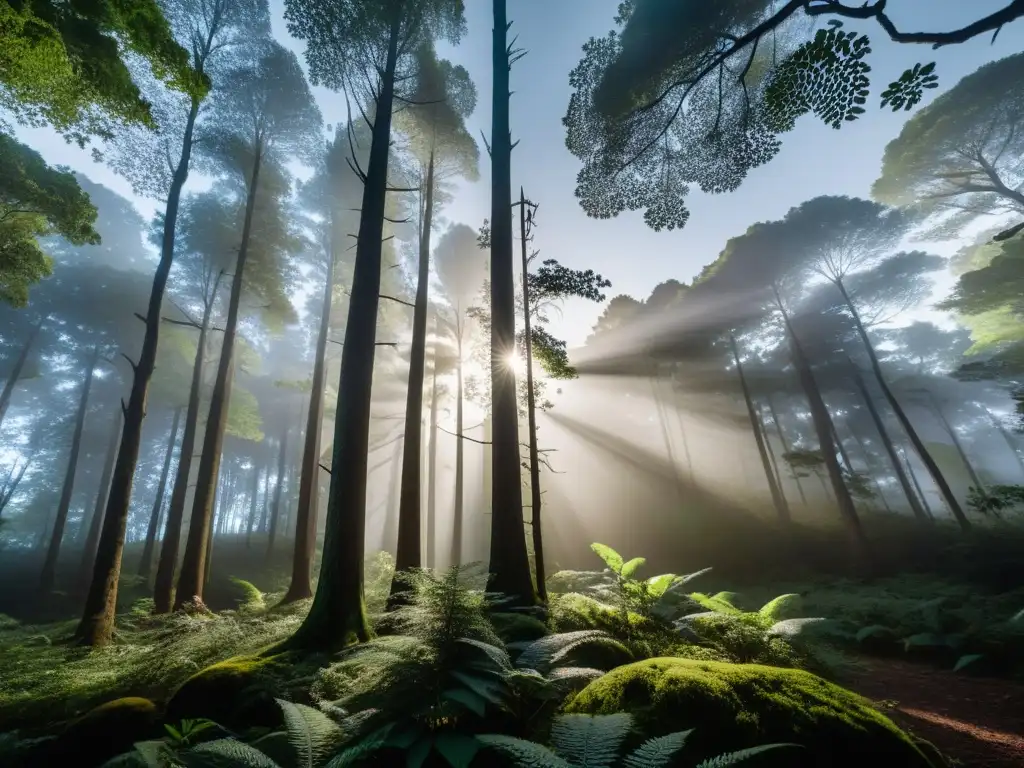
<box><xmin>565</xmin><ymin>657</ymin><xmax>940</xmax><ymax>767</ymax></box>
<box><xmin>43</xmin><ymin>697</ymin><xmax>160</xmax><ymax>767</ymax></box>
<box><xmin>165</xmin><ymin>654</ymin><xmax>284</xmax><ymax>730</ymax></box>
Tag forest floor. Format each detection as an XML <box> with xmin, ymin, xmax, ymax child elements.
<box><xmin>847</xmin><ymin>657</ymin><xmax>1024</xmax><ymax>768</ymax></box>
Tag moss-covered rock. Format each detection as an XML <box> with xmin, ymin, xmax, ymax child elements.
<box><xmin>490</xmin><ymin>612</ymin><xmax>550</xmax><ymax>643</ymax></box>
<box><xmin>564</xmin><ymin>658</ymin><xmax>940</xmax><ymax>768</ymax></box>
<box><xmin>165</xmin><ymin>654</ymin><xmax>283</xmax><ymax>730</ymax></box>
<box><xmin>42</xmin><ymin>697</ymin><xmax>160</xmax><ymax>768</ymax></box>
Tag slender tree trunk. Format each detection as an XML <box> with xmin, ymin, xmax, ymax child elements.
<box><xmin>757</xmin><ymin>404</ymin><xmax>787</xmax><ymax>506</ymax></box>
<box><xmin>390</xmin><ymin>151</ymin><xmax>436</xmax><ymax>604</ymax></box>
<box><xmin>929</xmin><ymin>394</ymin><xmax>984</xmax><ymax>492</ymax></box>
<box><xmin>837</xmin><ymin>280</ymin><xmax>969</xmax><ymax>530</ymax></box>
<box><xmin>0</xmin><ymin>316</ymin><xmax>43</xmax><ymax>429</ymax></box>
<box><xmin>729</xmin><ymin>333</ymin><xmax>790</xmax><ymax>523</ymax></box>
<box><xmin>649</xmin><ymin>365</ymin><xmax>685</xmax><ymax>507</ymax></box>
<box><xmin>776</xmin><ymin>290</ymin><xmax>867</xmax><ymax>562</ymax></box>
<box><xmin>426</xmin><ymin>345</ymin><xmax>440</xmax><ymax>568</ymax></box>
<box><xmin>259</xmin><ymin>461</ymin><xmax>271</xmax><ymax>533</ymax></box>
<box><xmin>40</xmin><ymin>345</ymin><xmax>100</xmax><ymax>595</ymax></box>
<box><xmin>282</xmin><ymin>254</ymin><xmax>334</xmax><ymax>603</ymax></box>
<box><xmin>75</xmin><ymin>97</ymin><xmax>202</xmax><ymax>646</ymax></box>
<box><xmin>286</xmin><ymin>8</ymin><xmax>403</xmax><ymax>651</ymax></box>
<box><xmin>449</xmin><ymin>333</ymin><xmax>462</xmax><ymax>568</ymax></box>
<box><xmin>767</xmin><ymin>396</ymin><xmax>808</xmax><ymax>506</ymax></box>
<box><xmin>486</xmin><ymin>0</ymin><xmax>533</xmax><ymax>604</ymax></box>
<box><xmin>75</xmin><ymin>408</ymin><xmax>122</xmax><ymax>597</ymax></box>
<box><xmin>383</xmin><ymin>436</ymin><xmax>401</xmax><ymax>556</ymax></box>
<box><xmin>268</xmin><ymin>425</ymin><xmax>289</xmax><ymax>562</ymax></box>
<box><xmin>850</xmin><ymin>366</ymin><xmax>928</xmax><ymax>521</ymax></box>
<box><xmin>902</xmin><ymin>448</ymin><xmax>933</xmax><ymax>519</ymax></box>
<box><xmin>175</xmin><ymin>147</ymin><xmax>262</xmax><ymax>609</ymax></box>
<box><xmin>518</xmin><ymin>189</ymin><xmax>546</xmax><ymax>600</ymax></box>
<box><xmin>139</xmin><ymin>408</ymin><xmax>182</xmax><ymax>580</ymax></box>
<box><xmin>153</xmin><ymin>271</ymin><xmax>223</xmax><ymax>613</ymax></box>
<box><xmin>246</xmin><ymin>458</ymin><xmax>261</xmax><ymax>548</ymax></box>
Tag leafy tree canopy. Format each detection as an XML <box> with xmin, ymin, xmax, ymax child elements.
<box><xmin>564</xmin><ymin>0</ymin><xmax>1023</xmax><ymax>231</ymax></box>
<box><xmin>873</xmin><ymin>53</ymin><xmax>1024</xmax><ymax>230</ymax></box>
<box><xmin>0</xmin><ymin>134</ymin><xmax>100</xmax><ymax>306</ymax></box>
<box><xmin>434</xmin><ymin>222</ymin><xmax>487</xmax><ymax>312</ymax></box>
<box><xmin>1</xmin><ymin>0</ymin><xmax>199</xmax><ymax>145</ymax></box>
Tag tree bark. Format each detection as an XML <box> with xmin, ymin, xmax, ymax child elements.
<box><xmin>153</xmin><ymin>271</ymin><xmax>222</xmax><ymax>613</ymax></box>
<box><xmin>285</xmin><ymin>7</ymin><xmax>403</xmax><ymax>651</ymax></box>
<box><xmin>729</xmin><ymin>333</ymin><xmax>790</xmax><ymax>523</ymax></box>
<box><xmin>75</xmin><ymin>408</ymin><xmax>122</xmax><ymax>597</ymax></box>
<box><xmin>75</xmin><ymin>97</ymin><xmax>202</xmax><ymax>646</ymax></box>
<box><xmin>0</xmin><ymin>316</ymin><xmax>43</xmax><ymax>430</ymax></box>
<box><xmin>486</xmin><ymin>0</ymin><xmax>533</xmax><ymax>604</ymax></box>
<box><xmin>390</xmin><ymin>150</ymin><xmax>435</xmax><ymax>604</ymax></box>
<box><xmin>519</xmin><ymin>189</ymin><xmax>546</xmax><ymax>600</ymax></box>
<box><xmin>40</xmin><ymin>345</ymin><xmax>100</xmax><ymax>595</ymax></box>
<box><xmin>282</xmin><ymin>249</ymin><xmax>334</xmax><ymax>603</ymax></box>
<box><xmin>139</xmin><ymin>408</ymin><xmax>182</xmax><ymax>580</ymax></box>
<box><xmin>268</xmin><ymin>424</ymin><xmax>289</xmax><ymax>562</ymax></box>
<box><xmin>850</xmin><ymin>365</ymin><xmax>928</xmax><ymax>521</ymax></box>
<box><xmin>175</xmin><ymin>145</ymin><xmax>263</xmax><ymax>609</ymax></box>
<box><xmin>836</xmin><ymin>279</ymin><xmax>969</xmax><ymax>530</ymax></box>
<box><xmin>776</xmin><ymin>290</ymin><xmax>867</xmax><ymax>562</ymax></box>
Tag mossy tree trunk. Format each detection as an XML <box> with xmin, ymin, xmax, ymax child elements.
<box><xmin>284</xmin><ymin>8</ymin><xmax>403</xmax><ymax>651</ymax></box>
<box><xmin>76</xmin><ymin>408</ymin><xmax>123</xmax><ymax>598</ymax></box>
<box><xmin>40</xmin><ymin>344</ymin><xmax>100</xmax><ymax>595</ymax></box>
<box><xmin>139</xmin><ymin>407</ymin><xmax>182</xmax><ymax>581</ymax></box>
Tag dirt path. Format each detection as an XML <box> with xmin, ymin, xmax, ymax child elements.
<box><xmin>845</xmin><ymin>657</ymin><xmax>1024</xmax><ymax>767</ymax></box>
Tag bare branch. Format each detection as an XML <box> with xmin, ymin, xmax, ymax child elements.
<box><xmin>438</xmin><ymin>425</ymin><xmax>491</xmax><ymax>445</ymax></box>
<box><xmin>380</xmin><ymin>294</ymin><xmax>415</xmax><ymax>308</ymax></box>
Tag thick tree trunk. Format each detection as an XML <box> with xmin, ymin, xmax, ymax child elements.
<box><xmin>285</xmin><ymin>9</ymin><xmax>403</xmax><ymax>651</ymax></box>
<box><xmin>449</xmin><ymin>337</ymin><xmax>462</xmax><ymax>568</ymax></box>
<box><xmin>486</xmin><ymin>0</ymin><xmax>533</xmax><ymax>604</ymax></box>
<box><xmin>390</xmin><ymin>151</ymin><xmax>435</xmax><ymax>603</ymax></box>
<box><xmin>766</xmin><ymin>396</ymin><xmax>808</xmax><ymax>506</ymax></box>
<box><xmin>75</xmin><ymin>408</ymin><xmax>122</xmax><ymax>597</ymax></box>
<box><xmin>777</xmin><ymin>291</ymin><xmax>867</xmax><ymax>562</ymax></box>
<box><xmin>519</xmin><ymin>189</ymin><xmax>546</xmax><ymax>600</ymax></box>
<box><xmin>0</xmin><ymin>316</ymin><xmax>43</xmax><ymax>429</ymax></box>
<box><xmin>268</xmin><ymin>424</ymin><xmax>289</xmax><ymax>562</ymax></box>
<box><xmin>729</xmin><ymin>333</ymin><xmax>790</xmax><ymax>523</ymax></box>
<box><xmin>837</xmin><ymin>280</ymin><xmax>969</xmax><ymax>530</ymax></box>
<box><xmin>175</xmin><ymin>147</ymin><xmax>262</xmax><ymax>609</ymax></box>
<box><xmin>850</xmin><ymin>366</ymin><xmax>928</xmax><ymax>521</ymax></box>
<box><xmin>153</xmin><ymin>271</ymin><xmax>222</xmax><ymax>613</ymax></box>
<box><xmin>75</xmin><ymin>99</ymin><xmax>201</xmax><ymax>646</ymax></box>
<box><xmin>40</xmin><ymin>345</ymin><xmax>100</xmax><ymax>595</ymax></box>
<box><xmin>282</xmin><ymin>253</ymin><xmax>334</xmax><ymax>603</ymax></box>
<box><xmin>139</xmin><ymin>408</ymin><xmax>182</xmax><ymax>580</ymax></box>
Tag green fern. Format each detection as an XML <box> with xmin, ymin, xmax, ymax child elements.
<box><xmin>622</xmin><ymin>730</ymin><xmax>693</xmax><ymax>768</ymax></box>
<box><xmin>476</xmin><ymin>734</ymin><xmax>573</xmax><ymax>767</ymax></box>
<box><xmin>694</xmin><ymin>743</ymin><xmax>801</xmax><ymax>767</ymax></box>
<box><xmin>511</xmin><ymin>630</ymin><xmax>631</xmax><ymax>673</ymax></box>
<box><xmin>276</xmin><ymin>699</ymin><xmax>343</xmax><ymax>767</ymax></box>
<box><xmin>178</xmin><ymin>738</ymin><xmax>282</xmax><ymax>767</ymax></box>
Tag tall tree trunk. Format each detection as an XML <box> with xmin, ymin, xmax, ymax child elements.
<box><xmin>519</xmin><ymin>189</ymin><xmax>546</xmax><ymax>600</ymax></box>
<box><xmin>390</xmin><ymin>151</ymin><xmax>436</xmax><ymax>603</ymax></box>
<box><xmin>75</xmin><ymin>408</ymin><xmax>122</xmax><ymax>597</ymax></box>
<box><xmin>40</xmin><ymin>345</ymin><xmax>100</xmax><ymax>595</ymax></box>
<box><xmin>929</xmin><ymin>394</ymin><xmax>985</xmax><ymax>493</ymax></box>
<box><xmin>383</xmin><ymin>436</ymin><xmax>401</xmax><ymax>556</ymax></box>
<box><xmin>283</xmin><ymin>252</ymin><xmax>334</xmax><ymax>603</ymax></box>
<box><xmin>766</xmin><ymin>396</ymin><xmax>808</xmax><ymax>506</ymax></box>
<box><xmin>850</xmin><ymin>366</ymin><xmax>928</xmax><ymax>521</ymax></box>
<box><xmin>757</xmin><ymin>404</ymin><xmax>787</xmax><ymax>506</ymax></box>
<box><xmin>649</xmin><ymin>366</ymin><xmax>684</xmax><ymax>507</ymax></box>
<box><xmin>139</xmin><ymin>408</ymin><xmax>182</xmax><ymax>580</ymax></box>
<box><xmin>480</xmin><ymin>414</ymin><xmax>492</xmax><ymax>562</ymax></box>
<box><xmin>75</xmin><ymin>96</ymin><xmax>202</xmax><ymax>646</ymax></box>
<box><xmin>836</xmin><ymin>280</ymin><xmax>969</xmax><ymax>530</ymax></box>
<box><xmin>175</xmin><ymin>146</ymin><xmax>262</xmax><ymax>609</ymax></box>
<box><xmin>153</xmin><ymin>271</ymin><xmax>221</xmax><ymax>613</ymax></box>
<box><xmin>0</xmin><ymin>316</ymin><xmax>43</xmax><ymax>429</ymax></box>
<box><xmin>729</xmin><ymin>333</ymin><xmax>790</xmax><ymax>523</ymax></box>
<box><xmin>449</xmin><ymin>335</ymin><xmax>462</xmax><ymax>568</ymax></box>
<box><xmin>427</xmin><ymin>348</ymin><xmax>440</xmax><ymax>568</ymax></box>
<box><xmin>246</xmin><ymin>458</ymin><xmax>261</xmax><ymax>548</ymax></box>
<box><xmin>259</xmin><ymin>460</ymin><xmax>271</xmax><ymax>533</ymax></box>
<box><xmin>902</xmin><ymin>448</ymin><xmax>933</xmax><ymax>519</ymax></box>
<box><xmin>776</xmin><ymin>290</ymin><xmax>867</xmax><ymax>562</ymax></box>
<box><xmin>287</xmin><ymin>8</ymin><xmax>403</xmax><ymax>651</ymax></box>
<box><xmin>486</xmin><ymin>0</ymin><xmax>532</xmax><ymax>604</ymax></box>
<box><xmin>268</xmin><ymin>425</ymin><xmax>289</xmax><ymax>562</ymax></box>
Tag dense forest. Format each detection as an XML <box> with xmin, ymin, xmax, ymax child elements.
<box><xmin>2</xmin><ymin>1</ymin><xmax>1024</xmax><ymax>766</ymax></box>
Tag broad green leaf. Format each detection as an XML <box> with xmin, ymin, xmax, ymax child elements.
<box><xmin>441</xmin><ymin>688</ymin><xmax>486</xmax><ymax>717</ymax></box>
<box><xmin>434</xmin><ymin>733</ymin><xmax>480</xmax><ymax>768</ymax></box>
<box><xmin>758</xmin><ymin>593</ymin><xmax>800</xmax><ymax>620</ymax></box>
<box><xmin>590</xmin><ymin>543</ymin><xmax>624</xmax><ymax>573</ymax></box>
<box><xmin>406</xmin><ymin>736</ymin><xmax>432</xmax><ymax>768</ymax></box>
<box><xmin>620</xmin><ymin>557</ymin><xmax>646</xmax><ymax>580</ymax></box>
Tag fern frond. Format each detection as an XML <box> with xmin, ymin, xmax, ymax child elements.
<box><xmin>620</xmin><ymin>557</ymin><xmax>647</xmax><ymax>579</ymax></box>
<box><xmin>476</xmin><ymin>734</ymin><xmax>573</xmax><ymax>768</ymax></box>
<box><xmin>456</xmin><ymin>636</ymin><xmax>513</xmax><ymax>671</ymax></box>
<box><xmin>178</xmin><ymin>738</ymin><xmax>283</xmax><ymax>768</ymax></box>
<box><xmin>450</xmin><ymin>670</ymin><xmax>508</xmax><ymax>706</ymax></box>
<box><xmin>590</xmin><ymin>543</ymin><xmax>624</xmax><ymax>573</ymax></box>
<box><xmin>689</xmin><ymin>593</ymin><xmax>742</xmax><ymax>616</ymax></box>
<box><xmin>694</xmin><ymin>743</ymin><xmax>802</xmax><ymax>767</ymax></box>
<box><xmin>622</xmin><ymin>729</ymin><xmax>693</xmax><ymax>768</ymax></box>
<box><xmin>515</xmin><ymin>630</ymin><xmax>630</xmax><ymax>673</ymax></box>
<box><xmin>758</xmin><ymin>593</ymin><xmax>800</xmax><ymax>620</ymax></box>
<box><xmin>550</xmin><ymin>713</ymin><xmax>632</xmax><ymax>768</ymax></box>
<box><xmin>276</xmin><ymin>699</ymin><xmax>343</xmax><ymax>768</ymax></box>
<box><xmin>323</xmin><ymin>724</ymin><xmax>393</xmax><ymax>768</ymax></box>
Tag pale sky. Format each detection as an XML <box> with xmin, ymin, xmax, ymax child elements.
<box><xmin>10</xmin><ymin>1</ymin><xmax>1024</xmax><ymax>348</ymax></box>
